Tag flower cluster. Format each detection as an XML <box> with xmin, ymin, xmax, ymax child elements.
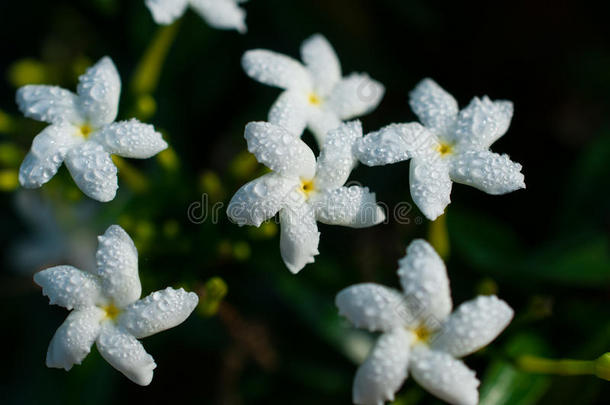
<box><xmin>34</xmin><ymin>225</ymin><xmax>198</xmax><ymax>385</ymax></box>
<box><xmin>336</xmin><ymin>239</ymin><xmax>513</xmax><ymax>405</ymax></box>
<box><xmin>13</xmin><ymin>8</ymin><xmax>527</xmax><ymax>400</ymax></box>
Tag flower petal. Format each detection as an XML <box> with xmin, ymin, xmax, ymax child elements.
<box><xmin>327</xmin><ymin>73</ymin><xmax>385</xmax><ymax>120</ymax></box>
<box><xmin>397</xmin><ymin>239</ymin><xmax>452</xmax><ymax>328</ymax></box>
<box><xmin>119</xmin><ymin>287</ymin><xmax>199</xmax><ymax>339</ymax></box>
<box><xmin>227</xmin><ymin>172</ymin><xmax>298</xmax><ymax>227</ymax></box>
<box><xmin>314</xmin><ymin>121</ymin><xmax>362</xmax><ymax>190</ymax></box>
<box><xmin>96</xmin><ymin>324</ymin><xmax>156</xmax><ymax>386</ymax></box>
<box><xmin>144</xmin><ymin>0</ymin><xmax>188</xmax><ymax>25</ymax></box>
<box><xmin>410</xmin><ymin>346</ymin><xmax>479</xmax><ymax>405</ymax></box>
<box><xmin>336</xmin><ymin>283</ymin><xmax>409</xmax><ymax>332</ymax></box>
<box><xmin>95</xmin><ymin>225</ymin><xmax>141</xmax><ymax>308</ymax></box>
<box><xmin>34</xmin><ymin>265</ymin><xmax>102</xmax><ymax>310</ymax></box>
<box><xmin>64</xmin><ymin>141</ymin><xmax>118</xmax><ymax>202</ymax></box>
<box><xmin>409</xmin><ymin>78</ymin><xmax>459</xmax><ymax>137</ymax></box>
<box><xmin>19</xmin><ymin>123</ymin><xmax>82</xmax><ymax>188</ymax></box>
<box><xmin>353</xmin><ymin>328</ymin><xmax>412</xmax><ymax>405</ymax></box>
<box><xmin>455</xmin><ymin>96</ymin><xmax>513</xmax><ymax>150</ymax></box>
<box><xmin>355</xmin><ymin>122</ymin><xmax>436</xmax><ymax>167</ymax></box>
<box><xmin>431</xmin><ymin>295</ymin><xmax>513</xmax><ymax>358</ymax></box>
<box><xmin>46</xmin><ymin>307</ymin><xmax>105</xmax><ymax>370</ymax></box>
<box><xmin>92</xmin><ymin>119</ymin><xmax>168</xmax><ymax>158</ymax></box>
<box><xmin>312</xmin><ymin>186</ymin><xmax>385</xmax><ymax>228</ymax></box>
<box><xmin>245</xmin><ymin>121</ymin><xmax>316</xmax><ymax>179</ymax></box>
<box><xmin>16</xmin><ymin>85</ymin><xmax>82</xmax><ymax>125</ymax></box>
<box><xmin>306</xmin><ymin>107</ymin><xmax>342</xmax><ymax>147</ymax></box>
<box><xmin>449</xmin><ymin>150</ymin><xmax>525</xmax><ymax>194</ymax></box>
<box><xmin>300</xmin><ymin>34</ymin><xmax>341</xmax><ymax>97</ymax></box>
<box><xmin>242</xmin><ymin>50</ymin><xmax>311</xmax><ymax>91</ymax></box>
<box><xmin>77</xmin><ymin>57</ymin><xmax>121</xmax><ymax>128</ymax></box>
<box><xmin>409</xmin><ymin>156</ymin><xmax>452</xmax><ymax>220</ymax></box>
<box><xmin>268</xmin><ymin>90</ymin><xmax>309</xmax><ymax>136</ymax></box>
<box><xmin>279</xmin><ymin>202</ymin><xmax>320</xmax><ymax>274</ymax></box>
<box><xmin>190</xmin><ymin>0</ymin><xmax>247</xmax><ymax>33</ymax></box>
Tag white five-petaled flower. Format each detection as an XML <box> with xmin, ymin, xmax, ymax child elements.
<box><xmin>227</xmin><ymin>121</ymin><xmax>386</xmax><ymax>273</ymax></box>
<box><xmin>33</xmin><ymin>225</ymin><xmax>199</xmax><ymax>386</ymax></box>
<box><xmin>16</xmin><ymin>57</ymin><xmax>168</xmax><ymax>202</ymax></box>
<box><xmin>355</xmin><ymin>78</ymin><xmax>525</xmax><ymax>220</ymax></box>
<box><xmin>145</xmin><ymin>0</ymin><xmax>248</xmax><ymax>33</ymax></box>
<box><xmin>242</xmin><ymin>34</ymin><xmax>385</xmax><ymax>147</ymax></box>
<box><xmin>336</xmin><ymin>239</ymin><xmax>514</xmax><ymax>405</ymax></box>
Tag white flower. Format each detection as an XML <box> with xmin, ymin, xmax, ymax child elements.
<box><xmin>145</xmin><ymin>0</ymin><xmax>248</xmax><ymax>33</ymax></box>
<box><xmin>16</xmin><ymin>57</ymin><xmax>167</xmax><ymax>202</ymax></box>
<box><xmin>242</xmin><ymin>34</ymin><xmax>385</xmax><ymax>146</ymax></box>
<box><xmin>227</xmin><ymin>121</ymin><xmax>385</xmax><ymax>273</ymax></box>
<box><xmin>355</xmin><ymin>78</ymin><xmax>525</xmax><ymax>220</ymax></box>
<box><xmin>16</xmin><ymin>57</ymin><xmax>168</xmax><ymax>202</ymax></box>
<box><xmin>336</xmin><ymin>239</ymin><xmax>514</xmax><ymax>405</ymax></box>
<box><xmin>33</xmin><ymin>225</ymin><xmax>199</xmax><ymax>386</ymax></box>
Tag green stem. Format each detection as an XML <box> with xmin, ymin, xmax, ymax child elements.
<box><xmin>130</xmin><ymin>21</ymin><xmax>181</xmax><ymax>95</ymax></box>
<box><xmin>517</xmin><ymin>355</ymin><xmax>595</xmax><ymax>376</ymax></box>
<box><xmin>428</xmin><ymin>212</ymin><xmax>450</xmax><ymax>259</ymax></box>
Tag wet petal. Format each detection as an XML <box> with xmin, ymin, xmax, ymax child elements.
<box><xmin>77</xmin><ymin>57</ymin><xmax>121</xmax><ymax>128</ymax></box>
<box><xmin>244</xmin><ymin>121</ymin><xmax>316</xmax><ymax>179</ymax></box>
<box><xmin>16</xmin><ymin>85</ymin><xmax>82</xmax><ymax>125</ymax></box>
<box><xmin>410</xmin><ymin>346</ymin><xmax>479</xmax><ymax>405</ymax></box>
<box><xmin>45</xmin><ymin>307</ymin><xmax>105</xmax><ymax>371</ymax></box>
<box><xmin>353</xmin><ymin>329</ymin><xmax>412</xmax><ymax>405</ymax></box>
<box><xmin>397</xmin><ymin>239</ymin><xmax>452</xmax><ymax>328</ymax></box>
<box><xmin>119</xmin><ymin>287</ymin><xmax>199</xmax><ymax>338</ymax></box>
<box><xmin>95</xmin><ymin>225</ymin><xmax>141</xmax><ymax>307</ymax></box>
<box><xmin>449</xmin><ymin>150</ymin><xmax>525</xmax><ymax>195</ymax></box>
<box><xmin>242</xmin><ymin>50</ymin><xmax>311</xmax><ymax>91</ymax></box>
<box><xmin>34</xmin><ymin>265</ymin><xmax>102</xmax><ymax>310</ymax></box>
<box><xmin>432</xmin><ymin>295</ymin><xmax>513</xmax><ymax>357</ymax></box>
<box><xmin>300</xmin><ymin>34</ymin><xmax>341</xmax><ymax>97</ymax></box>
<box><xmin>93</xmin><ymin>119</ymin><xmax>167</xmax><ymax>159</ymax></box>
<box><xmin>336</xmin><ymin>283</ymin><xmax>409</xmax><ymax>332</ymax></box>
<box><xmin>227</xmin><ymin>172</ymin><xmax>298</xmax><ymax>227</ymax></box>
<box><xmin>96</xmin><ymin>324</ymin><xmax>156</xmax><ymax>386</ymax></box>
<box><xmin>279</xmin><ymin>202</ymin><xmax>320</xmax><ymax>274</ymax></box>
<box><xmin>19</xmin><ymin>123</ymin><xmax>82</xmax><ymax>188</ymax></box>
<box><xmin>64</xmin><ymin>141</ymin><xmax>118</xmax><ymax>202</ymax></box>
<box><xmin>409</xmin><ymin>78</ymin><xmax>458</xmax><ymax>137</ymax></box>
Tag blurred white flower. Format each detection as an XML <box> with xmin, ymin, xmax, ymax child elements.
<box><xmin>242</xmin><ymin>34</ymin><xmax>385</xmax><ymax>146</ymax></box>
<box><xmin>34</xmin><ymin>225</ymin><xmax>199</xmax><ymax>386</ymax></box>
<box><xmin>10</xmin><ymin>190</ymin><xmax>97</xmax><ymax>275</ymax></box>
<box><xmin>227</xmin><ymin>121</ymin><xmax>385</xmax><ymax>273</ymax></box>
<box><xmin>145</xmin><ymin>0</ymin><xmax>248</xmax><ymax>33</ymax></box>
<box><xmin>355</xmin><ymin>78</ymin><xmax>525</xmax><ymax>220</ymax></box>
<box><xmin>336</xmin><ymin>239</ymin><xmax>514</xmax><ymax>405</ymax></box>
<box><xmin>16</xmin><ymin>57</ymin><xmax>168</xmax><ymax>202</ymax></box>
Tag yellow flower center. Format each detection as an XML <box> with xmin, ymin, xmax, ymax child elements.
<box><xmin>78</xmin><ymin>124</ymin><xmax>93</xmax><ymax>138</ymax></box>
<box><xmin>300</xmin><ymin>179</ymin><xmax>316</xmax><ymax>197</ymax></box>
<box><xmin>413</xmin><ymin>325</ymin><xmax>432</xmax><ymax>343</ymax></box>
<box><xmin>308</xmin><ymin>92</ymin><xmax>322</xmax><ymax>106</ymax></box>
<box><xmin>102</xmin><ymin>304</ymin><xmax>121</xmax><ymax>321</ymax></box>
<box><xmin>437</xmin><ymin>142</ymin><xmax>453</xmax><ymax>157</ymax></box>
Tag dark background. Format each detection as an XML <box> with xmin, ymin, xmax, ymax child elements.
<box><xmin>1</xmin><ymin>0</ymin><xmax>609</xmax><ymax>404</ymax></box>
